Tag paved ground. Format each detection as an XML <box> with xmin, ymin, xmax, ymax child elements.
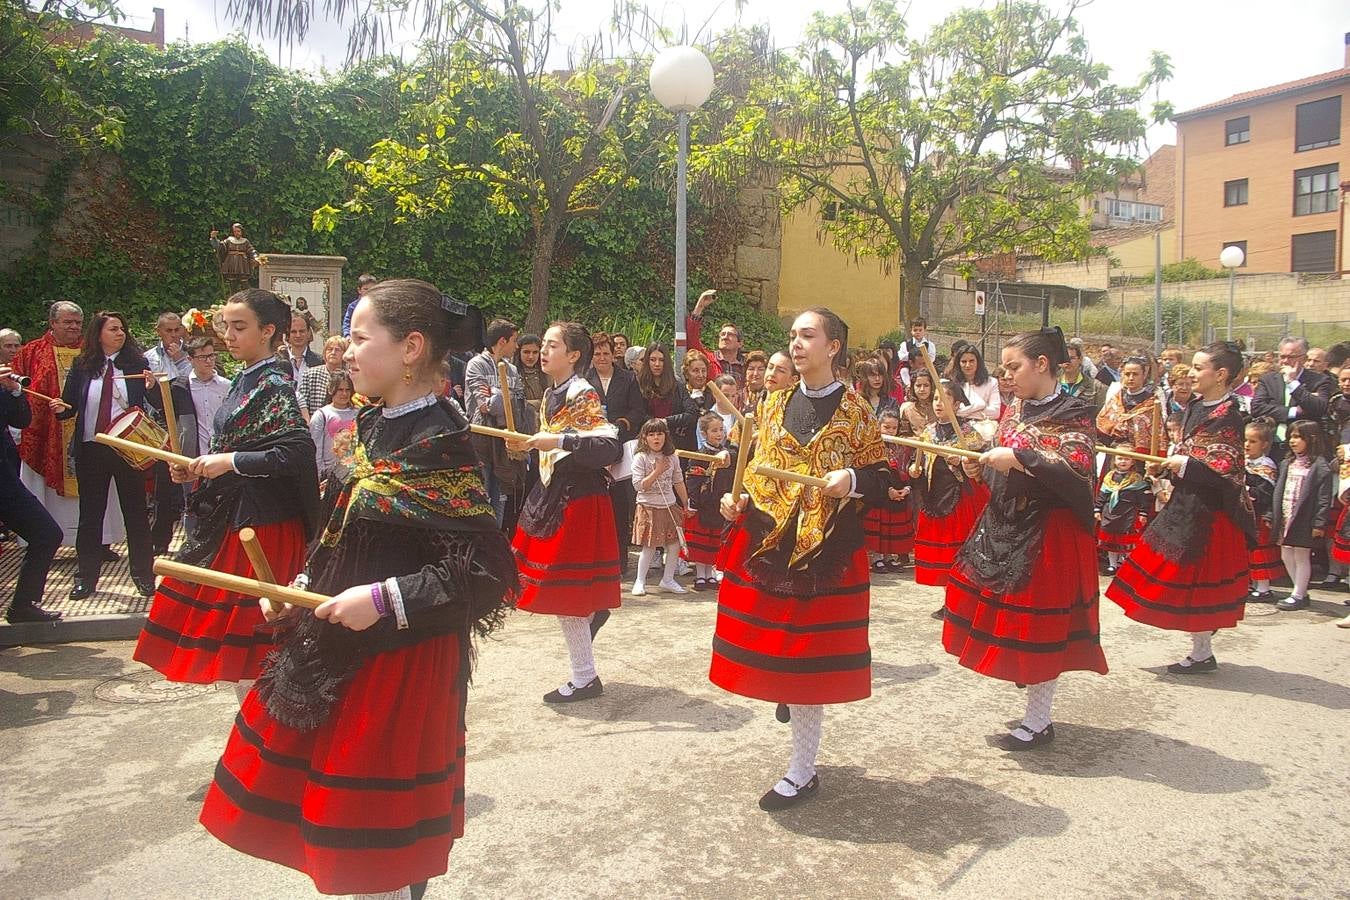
<box><xmin>2</xmin><ymin>569</ymin><xmax>1348</xmax><ymax>899</ymax></box>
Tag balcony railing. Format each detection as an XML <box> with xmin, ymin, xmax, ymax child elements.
<box><xmin>1104</xmin><ymin>199</ymin><xmax>1163</xmax><ymax>225</ymax></box>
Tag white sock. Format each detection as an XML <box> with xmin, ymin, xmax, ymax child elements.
<box><xmin>1015</xmin><ymin>679</ymin><xmax>1057</xmax><ymax>736</ymax></box>
<box><xmin>776</xmin><ymin>704</ymin><xmax>824</xmax><ymax>794</ymax></box>
<box><xmin>661</xmin><ymin>542</ymin><xmax>681</xmax><ymax>583</ymax></box>
<box><xmin>696</xmin><ymin>563</ymin><xmax>712</xmax><ymax>579</ymax></box>
<box><xmin>1280</xmin><ymin>546</ymin><xmax>1311</xmax><ymax>598</ymax></box>
<box><xmin>234</xmin><ymin>679</ymin><xmax>254</xmax><ymax>707</ymax></box>
<box><xmin>352</xmin><ymin>888</ymin><xmax>411</xmax><ymax>900</ymax></box>
<box><xmin>634</xmin><ymin>547</ymin><xmax>656</xmax><ymax>589</ymax></box>
<box><xmin>1253</xmin><ymin>578</ymin><xmax>1270</xmax><ymax>594</ymax></box>
<box><xmin>1108</xmin><ymin>551</ymin><xmax>1122</xmax><ymax>568</ymax></box>
<box><xmin>1189</xmin><ymin>630</ymin><xmax>1213</xmax><ymax>663</ymax></box>
<box><xmin>558</xmin><ymin>616</ymin><xmax>597</xmax><ymax>688</ymax></box>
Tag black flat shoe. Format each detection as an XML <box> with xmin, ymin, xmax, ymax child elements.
<box><xmin>998</xmin><ymin>723</ymin><xmax>1055</xmax><ymax>751</ymax></box>
<box><xmin>589</xmin><ymin>608</ymin><xmax>611</xmax><ymax>639</ymax></box>
<box><xmin>1167</xmin><ymin>655</ymin><xmax>1218</xmax><ymax>675</ymax></box>
<box><xmin>693</xmin><ymin>578</ymin><xmax>709</xmax><ymax>592</ymax></box>
<box><xmin>543</xmin><ymin>676</ymin><xmax>603</xmax><ymax>704</ymax></box>
<box><xmin>775</xmin><ymin>702</ymin><xmax>791</xmax><ymax>723</ymax></box>
<box><xmin>886</xmin><ymin>560</ymin><xmax>907</xmax><ymax>573</ymax></box>
<box><xmin>1276</xmin><ymin>594</ymin><xmax>1310</xmax><ymax>611</ymax></box>
<box><xmin>132</xmin><ymin>576</ymin><xmax>156</xmax><ymax>597</ymax></box>
<box><xmin>5</xmin><ymin>603</ymin><xmax>63</xmax><ymax>624</ymax></box>
<box><xmin>100</xmin><ymin>546</ymin><xmax>119</xmax><ymax>562</ymax></box>
<box><xmin>68</xmin><ymin>580</ymin><xmax>94</xmax><ymax>601</ymax></box>
<box><xmin>758</xmin><ymin>774</ymin><xmax>819</xmax><ymax>811</ymax></box>
<box><xmin>1248</xmin><ymin>590</ymin><xmax>1276</xmax><ymax>603</ymax></box>
<box><xmin>871</xmin><ymin>559</ymin><xmax>888</xmax><ymax>572</ymax></box>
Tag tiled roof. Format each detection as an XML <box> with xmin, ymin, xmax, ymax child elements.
<box><xmin>1088</xmin><ymin>222</ymin><xmax>1168</xmax><ymax>248</ymax></box>
<box><xmin>1174</xmin><ymin>67</ymin><xmax>1350</xmax><ymax>120</ymax></box>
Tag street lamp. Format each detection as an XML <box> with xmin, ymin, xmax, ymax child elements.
<box><xmin>650</xmin><ymin>46</ymin><xmax>714</xmax><ymax>358</ymax></box>
<box><xmin>1219</xmin><ymin>244</ymin><xmax>1245</xmax><ymax>339</ymax></box>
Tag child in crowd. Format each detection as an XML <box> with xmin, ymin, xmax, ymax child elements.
<box><xmin>1243</xmin><ymin>419</ymin><xmax>1283</xmax><ymax>601</ymax></box>
<box><xmin>1271</xmin><ymin>420</ymin><xmax>1332</xmax><ymax>611</ymax></box>
<box><xmin>710</xmin><ymin>373</ymin><xmax>740</xmax><ymax>437</ymax></box>
<box><xmin>683</xmin><ymin>412</ymin><xmax>735</xmax><ymax>591</ymax></box>
<box><xmin>865</xmin><ymin>409</ymin><xmax>913</xmax><ymax>572</ymax></box>
<box><xmin>631</xmin><ymin>417</ymin><xmax>691</xmax><ymax>595</ymax></box>
<box><xmin>1095</xmin><ymin>450</ymin><xmax>1150</xmax><ymax>575</ymax></box>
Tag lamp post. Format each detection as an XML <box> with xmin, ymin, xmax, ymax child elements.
<box><xmin>1219</xmin><ymin>244</ymin><xmax>1245</xmax><ymax>339</ymax></box>
<box><xmin>650</xmin><ymin>46</ymin><xmax>714</xmax><ymax>359</ymax></box>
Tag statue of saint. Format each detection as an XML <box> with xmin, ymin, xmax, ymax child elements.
<box><xmin>209</xmin><ymin>223</ymin><xmax>259</xmax><ymax>294</ymax></box>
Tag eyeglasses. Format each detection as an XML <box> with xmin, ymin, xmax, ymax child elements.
<box><xmin>191</xmin><ymin>353</ymin><xmax>217</xmax><ymax>361</ymax></box>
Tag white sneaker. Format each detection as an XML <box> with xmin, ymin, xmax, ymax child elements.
<box><xmin>632</xmin><ymin>584</ymin><xmax>647</xmax><ymax>596</ymax></box>
<box><xmin>1337</xmin><ymin>614</ymin><xmax>1350</xmax><ymax>628</ymax></box>
<box><xmin>676</xmin><ymin>559</ymin><xmax>691</xmax><ymax>577</ymax></box>
<box><xmin>658</xmin><ymin>578</ymin><xmax>687</xmax><ymax>594</ymax></box>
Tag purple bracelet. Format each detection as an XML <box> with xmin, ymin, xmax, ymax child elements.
<box><xmin>370</xmin><ymin>582</ymin><xmax>388</xmax><ymax>618</ymax></box>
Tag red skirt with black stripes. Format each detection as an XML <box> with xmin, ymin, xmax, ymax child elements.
<box><xmin>1106</xmin><ymin>511</ymin><xmax>1249</xmax><ymax>632</ymax></box>
<box><xmin>1097</xmin><ymin>515</ymin><xmax>1145</xmax><ymax>554</ymax></box>
<box><xmin>1248</xmin><ymin>519</ymin><xmax>1286</xmax><ymax>581</ymax></box>
<box><xmin>1333</xmin><ymin>504</ymin><xmax>1350</xmax><ymax>565</ymax></box>
<box><xmin>681</xmin><ymin>515</ymin><xmax>724</xmax><ymax>565</ymax></box>
<box><xmin>512</xmin><ymin>493</ymin><xmax>621</xmax><ymax>617</ymax></box>
<box><xmin>865</xmin><ymin>503</ymin><xmax>914</xmax><ymax>556</ymax></box>
<box><xmin>914</xmin><ymin>483</ymin><xmax>990</xmax><ymax>586</ymax></box>
<box><xmin>708</xmin><ymin>520</ymin><xmax>870</xmax><ymax>705</ymax></box>
<box><xmin>199</xmin><ymin>633</ymin><xmax>465</xmax><ymax>895</ymax></box>
<box><xmin>944</xmin><ymin>508</ymin><xmax>1108</xmax><ymax>684</ymax></box>
<box><xmin>133</xmin><ymin>519</ymin><xmax>307</xmax><ymax>683</ymax></box>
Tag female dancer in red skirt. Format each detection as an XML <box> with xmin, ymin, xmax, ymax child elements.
<box><xmin>912</xmin><ymin>382</ymin><xmax>990</xmax><ymax>589</ymax></box>
<box><xmin>1243</xmin><ymin>418</ymin><xmax>1284</xmax><ymax>601</ymax></box>
<box><xmin>135</xmin><ymin>289</ymin><xmax>319</xmax><ymax>699</ymax></box>
<box><xmin>1106</xmin><ymin>341</ymin><xmax>1256</xmax><ymax>673</ymax></box>
<box><xmin>508</xmin><ymin>322</ymin><xmax>622</xmax><ymax>703</ymax></box>
<box><xmin>943</xmin><ymin>327</ymin><xmax>1108</xmax><ymax>750</ymax></box>
<box><xmin>200</xmin><ymin>279</ymin><xmax>517</xmax><ymax>899</ymax></box>
<box><xmin>1095</xmin><ymin>450</ymin><xmax>1150</xmax><ymax>574</ymax></box>
<box><xmin>713</xmin><ymin>307</ymin><xmax>889</xmax><ymax>811</ymax></box>
<box><xmin>865</xmin><ymin>408</ymin><xmax>914</xmax><ymax>572</ymax></box>
<box><xmin>683</xmin><ymin>411</ymin><xmax>735</xmax><ymax>590</ymax></box>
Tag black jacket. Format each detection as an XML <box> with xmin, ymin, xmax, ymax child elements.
<box><xmin>1251</xmin><ymin>370</ymin><xmax>1335</xmax><ymax>430</ymax></box>
<box><xmin>586</xmin><ymin>366</ymin><xmax>648</xmax><ymax>443</ymax></box>
<box><xmin>56</xmin><ymin>348</ymin><xmax>153</xmax><ymax>456</ymax></box>
<box><xmin>1271</xmin><ymin>456</ymin><xmax>1332</xmax><ymax>549</ymax></box>
<box><xmin>1</xmin><ymin>387</ymin><xmax>31</xmax><ymax>473</ymax></box>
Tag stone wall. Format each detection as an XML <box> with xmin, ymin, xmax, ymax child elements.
<box><xmin>1114</xmin><ymin>271</ymin><xmax>1350</xmax><ymax>324</ymax></box>
<box><xmin>717</xmin><ymin>174</ymin><xmax>781</xmax><ymax>315</ymax></box>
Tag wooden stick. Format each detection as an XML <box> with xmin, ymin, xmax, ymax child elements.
<box><xmin>496</xmin><ymin>360</ymin><xmax>517</xmax><ymax>433</ymax></box>
<box><xmin>730</xmin><ymin>415</ymin><xmax>755</xmax><ymax>500</ymax></box>
<box><xmin>754</xmin><ymin>464</ymin><xmax>828</xmax><ymax>488</ymax></box>
<box><xmin>94</xmin><ymin>433</ymin><xmax>194</xmax><ymax>467</ymax></box>
<box><xmin>916</xmin><ymin>343</ymin><xmax>964</xmax><ymax>435</ymax></box>
<box><xmin>112</xmin><ymin>372</ymin><xmax>169</xmax><ymax>380</ymax></box>
<box><xmin>1150</xmin><ymin>396</ymin><xmax>1162</xmax><ymax>457</ymax></box>
<box><xmin>22</xmin><ymin>387</ymin><xmax>58</xmax><ymax>404</ymax></box>
<box><xmin>159</xmin><ymin>376</ymin><xmax>181</xmax><ymax>456</ymax></box>
<box><xmin>706</xmin><ymin>380</ymin><xmax>745</xmax><ymax>424</ymax></box>
<box><xmin>1103</xmin><ymin>445</ymin><xmax>1169</xmax><ymax>465</ymax></box>
<box><xmin>676</xmin><ymin>448</ymin><xmax>723</xmax><ymax>464</ymax></box>
<box><xmin>153</xmin><ymin>558</ymin><xmax>327</xmax><ymax>609</ymax></box>
<box><xmin>470</xmin><ymin>423</ymin><xmax>523</xmax><ymax>442</ymax></box>
<box><xmin>883</xmin><ymin>434</ymin><xmax>984</xmax><ymax>461</ymax></box>
<box><xmin>238</xmin><ymin>527</ymin><xmax>277</xmax><ymax>585</ymax></box>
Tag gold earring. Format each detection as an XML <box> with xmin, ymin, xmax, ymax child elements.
<box><xmin>403</xmin><ymin>365</ymin><xmax>412</xmax><ymax>384</ymax></box>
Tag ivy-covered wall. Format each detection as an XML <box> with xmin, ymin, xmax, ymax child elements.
<box><xmin>1</xmin><ymin>39</ymin><xmax>786</xmax><ymax>350</ymax></box>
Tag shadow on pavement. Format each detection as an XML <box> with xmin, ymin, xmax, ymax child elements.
<box><xmin>548</xmin><ymin>682</ymin><xmax>753</xmax><ymax>733</ymax></box>
<box><xmin>871</xmin><ymin>661</ymin><xmax>941</xmax><ymax>688</ymax></box>
<box><xmin>0</xmin><ymin>643</ymin><xmax>128</xmax><ymax>681</ymax></box>
<box><xmin>999</xmin><ymin>723</ymin><xmax>1269</xmax><ymax>793</ymax></box>
<box><xmin>0</xmin><ymin>688</ymin><xmax>76</xmax><ymax>729</ymax></box>
<box><xmin>774</xmin><ymin>768</ymin><xmax>1069</xmax><ymax>853</ymax></box>
<box><xmin>1143</xmin><ymin>662</ymin><xmax>1350</xmax><ymax>710</ymax></box>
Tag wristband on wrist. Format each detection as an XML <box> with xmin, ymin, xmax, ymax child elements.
<box><xmin>370</xmin><ymin>582</ymin><xmax>388</xmax><ymax>617</ymax></box>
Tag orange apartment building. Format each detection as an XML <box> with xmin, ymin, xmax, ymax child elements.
<box><xmin>1173</xmin><ymin>35</ymin><xmax>1348</xmax><ymax>275</ymax></box>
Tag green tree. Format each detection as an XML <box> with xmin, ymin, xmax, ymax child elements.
<box><xmin>742</xmin><ymin>0</ymin><xmax>1170</xmax><ymax>322</ymax></box>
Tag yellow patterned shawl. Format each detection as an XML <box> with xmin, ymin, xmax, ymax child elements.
<box><xmin>537</xmin><ymin>377</ymin><xmax>618</xmax><ymax>487</ymax></box>
<box><xmin>745</xmin><ymin>386</ymin><xmax>885</xmax><ymax>566</ymax></box>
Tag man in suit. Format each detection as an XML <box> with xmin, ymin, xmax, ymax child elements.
<box><xmin>1094</xmin><ymin>343</ymin><xmax>1122</xmax><ymax>387</ymax></box>
<box><xmin>588</xmin><ymin>331</ymin><xmax>648</xmax><ymax>577</ymax></box>
<box><xmin>466</xmin><ymin>318</ymin><xmax>524</xmax><ymax>527</ymax></box>
<box><xmin>277</xmin><ymin>312</ymin><xmax>323</xmax><ymax>392</ymax></box>
<box><xmin>0</xmin><ymin>368</ymin><xmax>63</xmax><ymax>622</ymax></box>
<box><xmin>1251</xmin><ymin>337</ymin><xmax>1335</xmax><ymax>461</ymax></box>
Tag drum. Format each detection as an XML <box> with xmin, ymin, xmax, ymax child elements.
<box><xmin>105</xmin><ymin>407</ymin><xmax>169</xmax><ymax>470</ymax></box>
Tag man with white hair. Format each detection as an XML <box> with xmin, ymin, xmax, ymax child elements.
<box><xmin>1251</xmin><ymin>336</ymin><xmax>1335</xmax><ymax>460</ymax></box>
<box><xmin>144</xmin><ymin>311</ymin><xmax>192</xmax><ymax>380</ymax></box>
<box><xmin>11</xmin><ymin>300</ymin><xmax>125</xmax><ymax>547</ymax></box>
<box><xmin>0</xmin><ymin>329</ymin><xmax>21</xmax><ymax>367</ymax></box>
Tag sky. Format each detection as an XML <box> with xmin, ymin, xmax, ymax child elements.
<box><xmin>112</xmin><ymin>0</ymin><xmax>1349</xmax><ymax>153</ymax></box>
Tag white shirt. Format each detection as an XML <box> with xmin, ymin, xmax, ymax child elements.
<box><xmin>957</xmin><ymin>378</ymin><xmax>1002</xmax><ymax>421</ymax></box>
<box><xmin>189</xmin><ymin>372</ymin><xmax>231</xmax><ymax>452</ymax></box>
<box><xmin>145</xmin><ymin>342</ymin><xmax>193</xmax><ymax>380</ymax></box>
<box><xmin>82</xmin><ymin>358</ymin><xmax>129</xmax><ymax>442</ymax></box>
<box><xmin>283</xmin><ymin>348</ymin><xmax>310</xmax><ymax>385</ymax></box>
<box><xmin>897</xmin><ymin>338</ymin><xmax>938</xmax><ymax>386</ymax></box>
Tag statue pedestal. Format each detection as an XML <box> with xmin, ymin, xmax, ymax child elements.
<box><xmin>257</xmin><ymin>254</ymin><xmax>347</xmax><ymax>339</ymax></box>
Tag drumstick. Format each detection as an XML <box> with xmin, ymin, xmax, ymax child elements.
<box><xmin>94</xmin><ymin>433</ymin><xmax>194</xmax><ymax>468</ymax></box>
<box><xmin>707</xmin><ymin>380</ymin><xmax>745</xmax><ymax>424</ymax></box>
<box><xmin>153</xmin><ymin>559</ymin><xmax>327</xmax><ymax>610</ymax></box>
<box><xmin>883</xmin><ymin>434</ymin><xmax>984</xmax><ymax>461</ymax></box>
<box><xmin>753</xmin><ymin>464</ymin><xmax>828</xmax><ymax>488</ymax></box>
<box><xmin>22</xmin><ymin>387</ymin><xmax>59</xmax><ymax>404</ymax></box>
<box><xmin>730</xmin><ymin>415</ymin><xmax>754</xmax><ymax>501</ymax></box>
<box><xmin>471</xmin><ymin>423</ymin><xmax>523</xmax><ymax>442</ymax></box>
<box><xmin>1103</xmin><ymin>446</ymin><xmax>1169</xmax><ymax>466</ymax></box>
<box><xmin>496</xmin><ymin>360</ymin><xmax>518</xmax><ymax>433</ymax></box>
<box><xmin>112</xmin><ymin>372</ymin><xmax>169</xmax><ymax>380</ymax></box>
<box><xmin>158</xmin><ymin>376</ymin><xmax>181</xmax><ymax>456</ymax></box>
<box><xmin>238</xmin><ymin>527</ymin><xmax>278</xmax><ymax>585</ymax></box>
<box><xmin>676</xmin><ymin>449</ymin><xmax>723</xmax><ymax>464</ymax></box>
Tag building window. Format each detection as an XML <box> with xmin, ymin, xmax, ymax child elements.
<box><xmin>1225</xmin><ymin>116</ymin><xmax>1250</xmax><ymax>146</ymax></box>
<box><xmin>1104</xmin><ymin>198</ymin><xmax>1162</xmax><ymax>224</ymax></box>
<box><xmin>1222</xmin><ymin>240</ymin><xmax>1247</xmax><ymax>266</ymax></box>
<box><xmin>1290</xmin><ymin>231</ymin><xmax>1335</xmax><ymax>273</ymax></box>
<box><xmin>1293</xmin><ymin>164</ymin><xmax>1338</xmax><ymax>216</ymax></box>
<box><xmin>1223</xmin><ymin>179</ymin><xmax>1248</xmax><ymax>207</ymax></box>
<box><xmin>821</xmin><ymin>201</ymin><xmax>840</xmax><ymax>221</ymax></box>
<box><xmin>1294</xmin><ymin>96</ymin><xmax>1341</xmax><ymax>151</ymax></box>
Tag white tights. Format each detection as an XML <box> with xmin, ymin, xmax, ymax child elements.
<box><xmin>634</xmin><ymin>543</ymin><xmax>679</xmax><ymax>588</ymax></box>
<box><xmin>1280</xmin><ymin>545</ymin><xmax>1312</xmax><ymax>599</ymax></box>
<box><xmin>1020</xmin><ymin>679</ymin><xmax>1057</xmax><ymax>734</ymax></box>
<box><xmin>776</xmin><ymin>704</ymin><xmax>824</xmax><ymax>794</ymax></box>
<box><xmin>352</xmin><ymin>888</ymin><xmax>411</xmax><ymax>900</ymax></box>
<box><xmin>558</xmin><ymin>615</ymin><xmax>597</xmax><ymax>686</ymax></box>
